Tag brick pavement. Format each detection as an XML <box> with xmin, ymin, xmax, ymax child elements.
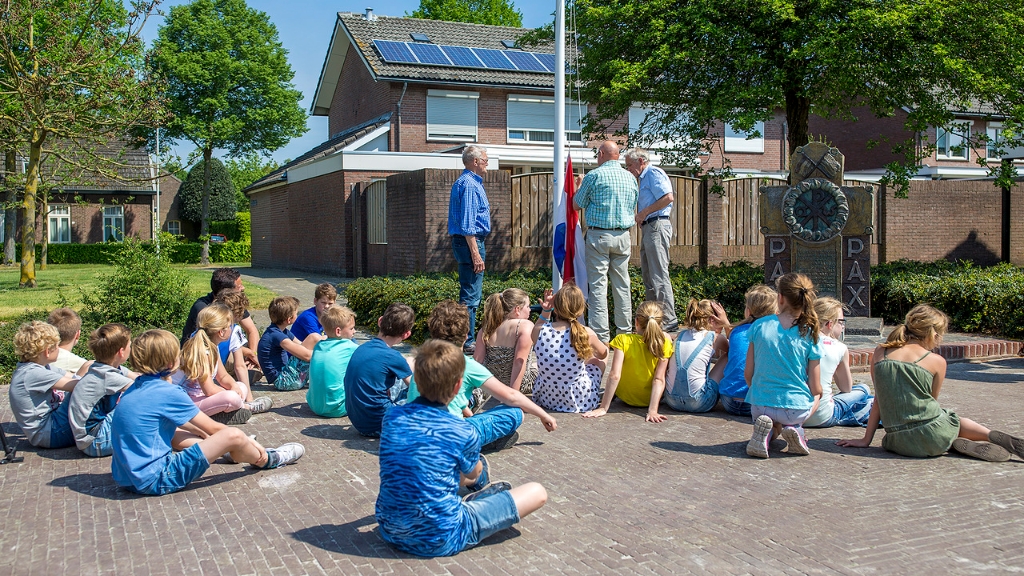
<box><xmin>2</xmin><ymin>358</ymin><xmax>1024</xmax><ymax>574</ymax></box>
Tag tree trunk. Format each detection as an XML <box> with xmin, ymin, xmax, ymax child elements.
<box><xmin>40</xmin><ymin>191</ymin><xmax>48</xmax><ymax>269</ymax></box>
<box><xmin>20</xmin><ymin>130</ymin><xmax>44</xmax><ymax>287</ymax></box>
<box><xmin>3</xmin><ymin>150</ymin><xmax>15</xmax><ymax>266</ymax></box>
<box><xmin>200</xmin><ymin>146</ymin><xmax>212</xmax><ymax>265</ymax></box>
<box><xmin>785</xmin><ymin>90</ymin><xmax>811</xmax><ymax>184</ymax></box>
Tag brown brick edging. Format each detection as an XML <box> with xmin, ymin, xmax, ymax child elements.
<box><xmin>850</xmin><ymin>340</ymin><xmax>1024</xmax><ymax>371</ymax></box>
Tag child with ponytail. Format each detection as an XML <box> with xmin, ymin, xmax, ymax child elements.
<box><xmin>663</xmin><ymin>299</ymin><xmax>730</xmax><ymax>413</ymax></box>
<box><xmin>803</xmin><ymin>297</ymin><xmax>874</xmax><ymax>428</ymax></box>
<box><xmin>530</xmin><ymin>283</ymin><xmax>608</xmax><ymax>413</ymax></box>
<box><xmin>838</xmin><ymin>304</ymin><xmax>1024</xmax><ymax>461</ymax></box>
<box><xmin>474</xmin><ymin>288</ymin><xmax>538</xmax><ymax>394</ymax></box>
<box><xmin>177</xmin><ymin>304</ymin><xmax>273</xmax><ymax>424</ymax></box>
<box><xmin>584</xmin><ymin>302</ymin><xmax>674</xmax><ymax>422</ymax></box>
<box><xmin>744</xmin><ymin>273</ymin><xmax>822</xmax><ymax>458</ymax></box>
<box><xmin>710</xmin><ymin>285</ymin><xmax>778</xmax><ymax>416</ymax></box>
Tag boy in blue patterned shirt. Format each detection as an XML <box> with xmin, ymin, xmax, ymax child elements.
<box><xmin>376</xmin><ymin>339</ymin><xmax>548</xmax><ymax>557</ymax></box>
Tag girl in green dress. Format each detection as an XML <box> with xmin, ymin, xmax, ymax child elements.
<box><xmin>837</xmin><ymin>304</ymin><xmax>1024</xmax><ymax>461</ymax></box>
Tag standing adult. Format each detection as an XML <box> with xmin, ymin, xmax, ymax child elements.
<box><xmin>449</xmin><ymin>145</ymin><xmax>491</xmax><ymax>355</ymax></box>
<box><xmin>574</xmin><ymin>141</ymin><xmax>639</xmax><ymax>343</ymax></box>
<box><xmin>624</xmin><ymin>148</ymin><xmax>679</xmax><ymax>331</ymax></box>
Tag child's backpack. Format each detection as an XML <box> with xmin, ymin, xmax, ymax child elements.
<box><xmin>273</xmin><ymin>356</ymin><xmax>310</xmax><ymax>391</ymax></box>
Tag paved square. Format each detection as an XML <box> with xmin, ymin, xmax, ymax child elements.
<box><xmin>2</xmin><ymin>358</ymin><xmax>1023</xmax><ymax>575</ymax></box>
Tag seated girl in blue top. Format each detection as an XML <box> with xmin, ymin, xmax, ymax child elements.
<box><xmin>110</xmin><ymin>329</ymin><xmax>304</xmax><ymax>496</ymax></box>
<box><xmin>709</xmin><ymin>285</ymin><xmax>778</xmax><ymax>417</ymax></box>
<box><xmin>744</xmin><ymin>273</ymin><xmax>822</xmax><ymax>459</ymax></box>
<box><xmin>376</xmin><ymin>339</ymin><xmax>547</xmax><ymax>557</ymax></box>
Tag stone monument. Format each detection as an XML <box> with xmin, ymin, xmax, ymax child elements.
<box><xmin>759</xmin><ymin>142</ymin><xmax>874</xmax><ymax>316</ymax></box>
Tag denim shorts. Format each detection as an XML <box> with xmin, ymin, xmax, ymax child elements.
<box><xmin>720</xmin><ymin>396</ymin><xmax>752</xmax><ymax>417</ymax></box>
<box><xmin>663</xmin><ymin>378</ymin><xmax>719</xmax><ymax>413</ymax></box>
<box><xmin>82</xmin><ymin>411</ymin><xmax>115</xmax><ymax>457</ymax></box>
<box><xmin>135</xmin><ymin>444</ymin><xmax>210</xmax><ymax>496</ymax></box>
<box><xmin>750</xmin><ymin>405</ymin><xmax>812</xmax><ymax>427</ymax></box>
<box><xmin>47</xmin><ymin>393</ymin><xmax>76</xmax><ymax>449</ymax></box>
<box><xmin>463</xmin><ymin>490</ymin><xmax>520</xmax><ymax>548</ymax></box>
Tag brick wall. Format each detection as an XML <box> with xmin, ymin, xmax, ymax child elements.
<box><xmin>328</xmin><ymin>47</ymin><xmax>394</xmax><ymax>137</ymax></box>
<box><xmin>18</xmin><ymin>193</ymin><xmax>153</xmax><ymax>244</ymax></box>
<box><xmin>809</xmin><ymin>106</ymin><xmax>914</xmax><ymax>171</ymax></box>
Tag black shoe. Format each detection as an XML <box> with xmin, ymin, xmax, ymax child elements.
<box><xmin>211</xmin><ymin>408</ymin><xmax>252</xmax><ymax>425</ymax></box>
<box><xmin>481</xmin><ymin>431</ymin><xmax>519</xmax><ymax>453</ymax></box>
<box><xmin>463</xmin><ymin>342</ymin><xmax>476</xmax><ymax>356</ymax></box>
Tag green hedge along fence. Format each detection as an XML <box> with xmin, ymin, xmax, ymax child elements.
<box><xmin>209</xmin><ymin>212</ymin><xmax>251</xmax><ymax>243</ymax></box>
<box><xmin>14</xmin><ymin>240</ymin><xmax>251</xmax><ymax>265</ymax></box>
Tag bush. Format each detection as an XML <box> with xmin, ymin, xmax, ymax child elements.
<box><xmin>14</xmin><ymin>240</ymin><xmax>251</xmax><ymax>264</ymax></box>
<box><xmin>236</xmin><ymin>212</ymin><xmax>251</xmax><ymax>243</ymax></box>
<box><xmin>0</xmin><ymin>310</ymin><xmax>100</xmax><ymax>385</ymax></box>
<box><xmin>209</xmin><ymin>213</ymin><xmax>252</xmax><ymax>243</ymax></box>
<box><xmin>344</xmin><ymin>262</ymin><xmax>766</xmax><ymax>343</ymax></box>
<box><xmin>872</xmin><ymin>260</ymin><xmax>1024</xmax><ymax>337</ymax></box>
<box><xmin>179</xmin><ymin>158</ymin><xmax>237</xmax><ymax>224</ymax></box>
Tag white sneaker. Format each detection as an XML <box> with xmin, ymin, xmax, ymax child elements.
<box><xmin>247</xmin><ymin>396</ymin><xmax>274</xmax><ymax>414</ymax></box>
<box><xmin>267</xmin><ymin>442</ymin><xmax>305</xmax><ymax>468</ymax></box>
<box><xmin>747</xmin><ymin>415</ymin><xmax>773</xmax><ymax>458</ymax></box>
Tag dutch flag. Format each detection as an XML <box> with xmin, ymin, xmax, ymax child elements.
<box><xmin>553</xmin><ymin>156</ymin><xmax>588</xmax><ymax>300</ymax></box>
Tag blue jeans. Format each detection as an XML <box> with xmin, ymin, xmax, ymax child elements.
<box><xmin>134</xmin><ymin>444</ymin><xmax>210</xmax><ymax>496</ymax></box>
<box><xmin>82</xmin><ymin>410</ymin><xmax>115</xmax><ymax>457</ymax></box>
<box><xmin>809</xmin><ymin>384</ymin><xmax>874</xmax><ymax>428</ymax></box>
<box><xmin>663</xmin><ymin>378</ymin><xmax>719</xmax><ymax>413</ymax></box>
<box><xmin>721</xmin><ymin>396</ymin><xmax>752</xmax><ymax>417</ymax></box>
<box><xmin>452</xmin><ymin>235</ymin><xmax>486</xmax><ymax>342</ymax></box>
<box><xmin>463</xmin><ymin>490</ymin><xmax>520</xmax><ymax>549</ymax></box>
<box><xmin>467</xmin><ymin>405</ymin><xmax>523</xmax><ymax>448</ymax></box>
<box><xmin>48</xmin><ymin>391</ymin><xmax>76</xmax><ymax>449</ymax></box>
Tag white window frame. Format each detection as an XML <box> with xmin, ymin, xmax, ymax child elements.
<box><xmin>426</xmin><ymin>89</ymin><xmax>478</xmax><ymax>142</ymax></box>
<box><xmin>166</xmin><ymin>220</ymin><xmax>181</xmax><ymax>236</ymax></box>
<box><xmin>49</xmin><ymin>204</ymin><xmax>71</xmax><ymax>244</ymax></box>
<box><xmin>506</xmin><ymin>94</ymin><xmax>583</xmax><ymax>145</ymax></box>
<box><xmin>986</xmin><ymin>122</ymin><xmax>1004</xmax><ymax>161</ymax></box>
<box><xmin>936</xmin><ymin>121</ymin><xmax>972</xmax><ymax>160</ymax></box>
<box><xmin>628</xmin><ymin>105</ymin><xmax>690</xmax><ymax>150</ymax></box>
<box><xmin>723</xmin><ymin>121</ymin><xmax>765</xmax><ymax>153</ymax></box>
<box><xmin>103</xmin><ymin>205</ymin><xmax>124</xmax><ymax>242</ymax></box>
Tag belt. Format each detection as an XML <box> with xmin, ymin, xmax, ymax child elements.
<box><xmin>589</xmin><ymin>226</ymin><xmax>630</xmax><ymax>231</ymax></box>
<box><xmin>642</xmin><ymin>215</ymin><xmax>671</xmax><ymax>226</ymax></box>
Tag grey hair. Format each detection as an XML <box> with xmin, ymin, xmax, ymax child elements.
<box><xmin>462</xmin><ymin>145</ymin><xmax>486</xmax><ymax>165</ymax></box>
<box><xmin>622</xmin><ymin>148</ymin><xmax>650</xmax><ymax>165</ymax></box>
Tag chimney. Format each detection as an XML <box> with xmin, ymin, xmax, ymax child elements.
<box><xmin>364</xmin><ymin>7</ymin><xmax>375</xmax><ymax>21</ymax></box>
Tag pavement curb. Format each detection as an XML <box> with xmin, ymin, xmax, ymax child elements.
<box><xmin>850</xmin><ymin>339</ymin><xmax>1024</xmax><ymax>371</ymax></box>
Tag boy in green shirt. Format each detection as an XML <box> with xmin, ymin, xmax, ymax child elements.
<box><xmin>307</xmin><ymin>306</ymin><xmax>359</xmax><ymax>418</ymax></box>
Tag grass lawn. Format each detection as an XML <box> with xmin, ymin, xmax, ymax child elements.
<box><xmin>0</xmin><ymin>263</ymin><xmax>277</xmax><ymax>320</ymax></box>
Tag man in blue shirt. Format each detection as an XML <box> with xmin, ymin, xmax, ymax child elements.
<box><xmin>448</xmin><ymin>145</ymin><xmax>491</xmax><ymax>354</ymax></box>
<box><xmin>624</xmin><ymin>148</ymin><xmax>679</xmax><ymax>331</ymax></box>
<box><xmin>574</xmin><ymin>141</ymin><xmax>639</xmax><ymax>342</ymax></box>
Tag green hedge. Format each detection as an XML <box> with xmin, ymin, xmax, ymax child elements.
<box><xmin>14</xmin><ymin>241</ymin><xmax>250</xmax><ymax>264</ymax></box>
<box><xmin>344</xmin><ymin>262</ymin><xmax>765</xmax><ymax>343</ymax></box>
<box><xmin>209</xmin><ymin>212</ymin><xmax>251</xmax><ymax>243</ymax></box>
<box><xmin>871</xmin><ymin>260</ymin><xmax>1024</xmax><ymax>338</ymax></box>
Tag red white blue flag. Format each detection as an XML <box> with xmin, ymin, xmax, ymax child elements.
<box><xmin>553</xmin><ymin>156</ymin><xmax>588</xmax><ymax>299</ymax></box>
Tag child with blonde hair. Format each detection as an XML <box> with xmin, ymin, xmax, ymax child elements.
<box><xmin>583</xmin><ymin>302</ymin><xmax>674</xmax><ymax>422</ymax></box>
<box><xmin>178</xmin><ymin>304</ymin><xmax>273</xmax><ymax>424</ymax></box>
<box><xmin>8</xmin><ymin>321</ymin><xmax>80</xmax><ymax>448</ymax></box>
<box><xmin>663</xmin><ymin>299</ymin><xmax>730</xmax><ymax>413</ymax></box>
<box><xmin>111</xmin><ymin>329</ymin><xmax>304</xmax><ymax>496</ymax></box>
<box><xmin>804</xmin><ymin>297</ymin><xmax>873</xmax><ymax>428</ymax></box>
<box><xmin>838</xmin><ymin>304</ymin><xmax>1024</xmax><ymax>461</ymax></box>
<box><xmin>744</xmin><ymin>273</ymin><xmax>822</xmax><ymax>458</ymax></box>
<box><xmin>710</xmin><ymin>285</ymin><xmax>778</xmax><ymax>416</ymax></box>
<box><xmin>530</xmin><ymin>283</ymin><xmax>608</xmax><ymax>413</ymax></box>
<box><xmin>475</xmin><ymin>288</ymin><xmax>538</xmax><ymax>394</ymax></box>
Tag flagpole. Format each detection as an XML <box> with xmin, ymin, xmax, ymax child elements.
<box><xmin>552</xmin><ymin>0</ymin><xmax>566</xmax><ymax>291</ymax></box>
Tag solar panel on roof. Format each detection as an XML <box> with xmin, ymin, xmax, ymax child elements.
<box><xmin>504</xmin><ymin>51</ymin><xmax>547</xmax><ymax>72</ymax></box>
<box><xmin>534</xmin><ymin>53</ymin><xmax>556</xmax><ymax>72</ymax></box>
<box><xmin>441</xmin><ymin>45</ymin><xmax>483</xmax><ymax>67</ymax></box>
<box><xmin>409</xmin><ymin>42</ymin><xmax>451</xmax><ymax>65</ymax></box>
<box><xmin>472</xmin><ymin>48</ymin><xmax>517</xmax><ymax>70</ymax></box>
<box><xmin>373</xmin><ymin>40</ymin><xmax>417</xmax><ymax>63</ymax></box>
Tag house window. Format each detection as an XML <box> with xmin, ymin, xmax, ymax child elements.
<box><xmin>506</xmin><ymin>95</ymin><xmax>583</xmax><ymax>144</ymax></box>
<box><xmin>167</xmin><ymin>220</ymin><xmax>181</xmax><ymax>236</ymax></box>
<box><xmin>936</xmin><ymin>123</ymin><xmax>970</xmax><ymax>160</ymax></box>
<box><xmin>49</xmin><ymin>204</ymin><xmax>71</xmax><ymax>244</ymax></box>
<box><xmin>628</xmin><ymin>106</ymin><xmax>689</xmax><ymax>150</ymax></box>
<box><xmin>986</xmin><ymin>124</ymin><xmax>1004</xmax><ymax>161</ymax></box>
<box><xmin>426</xmin><ymin>89</ymin><xmax>478</xmax><ymax>141</ymax></box>
<box><xmin>103</xmin><ymin>205</ymin><xmax>124</xmax><ymax>241</ymax></box>
<box><xmin>724</xmin><ymin>121</ymin><xmax>765</xmax><ymax>153</ymax></box>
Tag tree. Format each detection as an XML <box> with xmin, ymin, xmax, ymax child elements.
<box><xmin>570</xmin><ymin>0</ymin><xmax>1024</xmax><ymax>194</ymax></box>
<box><xmin>150</xmin><ymin>0</ymin><xmax>307</xmax><ymax>264</ymax></box>
<box><xmin>410</xmin><ymin>0</ymin><xmax>523</xmax><ymax>27</ymax></box>
<box><xmin>179</xmin><ymin>158</ymin><xmax>235</xmax><ymax>224</ymax></box>
<box><xmin>0</xmin><ymin>0</ymin><xmax>161</xmax><ymax>286</ymax></box>
<box><xmin>224</xmin><ymin>152</ymin><xmax>278</xmax><ymax>212</ymax></box>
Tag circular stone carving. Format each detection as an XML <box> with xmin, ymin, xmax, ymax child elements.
<box><xmin>782</xmin><ymin>178</ymin><xmax>849</xmax><ymax>242</ymax></box>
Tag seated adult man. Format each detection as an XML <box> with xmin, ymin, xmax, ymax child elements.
<box><xmin>181</xmin><ymin>268</ymin><xmax>260</xmax><ymax>369</ymax></box>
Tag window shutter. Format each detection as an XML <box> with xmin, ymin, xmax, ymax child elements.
<box><xmin>427</xmin><ymin>90</ymin><xmax>478</xmax><ymax>141</ymax></box>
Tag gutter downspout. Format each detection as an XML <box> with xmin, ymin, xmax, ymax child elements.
<box><xmin>395</xmin><ymin>82</ymin><xmax>408</xmax><ymax>152</ymax></box>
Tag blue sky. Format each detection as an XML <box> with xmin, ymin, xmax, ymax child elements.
<box><xmin>141</xmin><ymin>0</ymin><xmax>558</xmax><ymax>166</ymax></box>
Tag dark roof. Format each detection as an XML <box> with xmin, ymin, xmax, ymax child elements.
<box><xmin>244</xmin><ymin>112</ymin><xmax>392</xmax><ymax>193</ymax></box>
<box><xmin>41</xmin><ymin>141</ymin><xmax>154</xmax><ymax>194</ymax></box>
<box><xmin>339</xmin><ymin>13</ymin><xmax>560</xmax><ymax>88</ymax></box>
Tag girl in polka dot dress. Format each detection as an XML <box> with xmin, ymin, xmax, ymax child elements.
<box><xmin>530</xmin><ymin>283</ymin><xmax>609</xmax><ymax>413</ymax></box>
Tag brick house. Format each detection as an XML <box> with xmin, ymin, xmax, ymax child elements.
<box><xmin>2</xmin><ymin>143</ymin><xmax>186</xmax><ymax>246</ymax></box>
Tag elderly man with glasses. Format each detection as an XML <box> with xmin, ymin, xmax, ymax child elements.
<box><xmin>448</xmin><ymin>145</ymin><xmax>491</xmax><ymax>354</ymax></box>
